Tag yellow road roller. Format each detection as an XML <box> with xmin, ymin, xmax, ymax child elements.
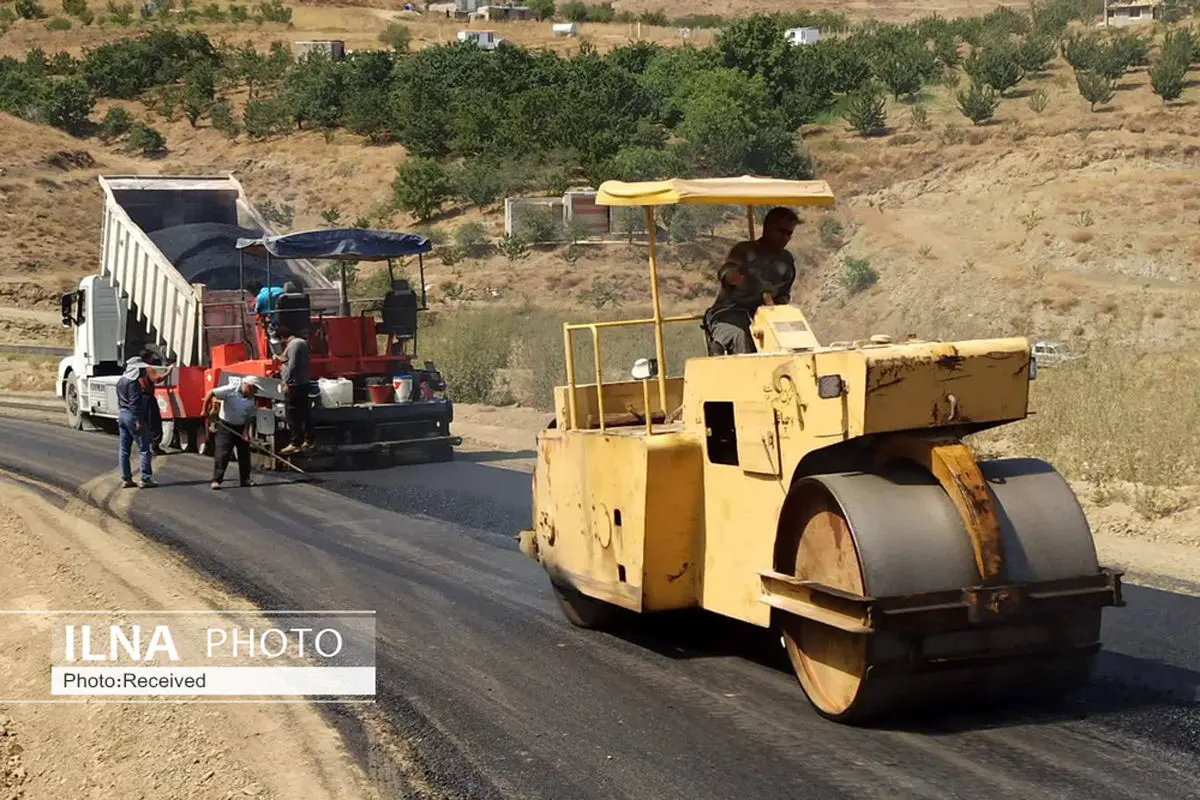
<box><xmin>517</xmin><ymin>175</ymin><xmax>1123</xmax><ymax>723</ymax></box>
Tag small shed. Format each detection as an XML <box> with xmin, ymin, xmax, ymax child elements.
<box><xmin>457</xmin><ymin>29</ymin><xmax>504</xmax><ymax>49</ymax></box>
<box><xmin>784</xmin><ymin>27</ymin><xmax>821</xmax><ymax>45</ymax></box>
<box><xmin>552</xmin><ymin>21</ymin><xmax>578</xmax><ymax>36</ymax></box>
<box><xmin>1104</xmin><ymin>0</ymin><xmax>1161</xmax><ymax>25</ymax></box>
<box><xmin>293</xmin><ymin>39</ymin><xmax>346</xmax><ymax>60</ymax></box>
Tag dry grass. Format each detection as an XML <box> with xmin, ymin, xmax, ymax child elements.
<box><xmin>971</xmin><ymin>347</ymin><xmax>1200</xmax><ymax>494</ymax></box>
<box><xmin>0</xmin><ymin>354</ymin><xmax>58</xmax><ymax>391</ymax></box>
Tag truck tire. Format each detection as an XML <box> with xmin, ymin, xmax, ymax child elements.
<box><xmin>64</xmin><ymin>375</ymin><xmax>84</xmax><ymax>430</ymax></box>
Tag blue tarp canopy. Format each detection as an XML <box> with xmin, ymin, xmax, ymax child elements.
<box><xmin>235</xmin><ymin>228</ymin><xmax>432</xmax><ymax>261</ymax></box>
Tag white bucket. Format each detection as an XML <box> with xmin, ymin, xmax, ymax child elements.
<box><xmin>393</xmin><ymin>375</ymin><xmax>414</xmax><ymax>403</ymax></box>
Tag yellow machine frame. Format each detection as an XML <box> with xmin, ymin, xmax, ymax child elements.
<box><xmin>519</xmin><ymin>175</ymin><xmax>1122</xmax><ymax>723</ymax></box>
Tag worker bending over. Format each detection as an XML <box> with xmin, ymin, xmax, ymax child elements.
<box><xmin>702</xmin><ymin>206</ymin><xmax>800</xmax><ymax>355</ymax></box>
<box><xmin>278</xmin><ymin>328</ymin><xmax>313</xmax><ymax>455</ymax></box>
<box><xmin>203</xmin><ymin>376</ymin><xmax>263</xmax><ymax>490</ymax></box>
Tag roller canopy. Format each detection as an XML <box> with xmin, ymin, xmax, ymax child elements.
<box><xmin>236</xmin><ymin>228</ymin><xmax>433</xmax><ymax>261</ymax></box>
<box><xmin>594</xmin><ymin>176</ymin><xmax>836</xmax><ymax>207</ymax></box>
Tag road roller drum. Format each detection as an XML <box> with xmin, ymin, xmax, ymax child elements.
<box><xmin>773</xmin><ymin>457</ymin><xmax>1114</xmax><ymax>722</ymax></box>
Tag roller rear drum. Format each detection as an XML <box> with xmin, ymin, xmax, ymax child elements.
<box><xmin>777</xmin><ymin>457</ymin><xmax>1110</xmax><ymax>723</ymax></box>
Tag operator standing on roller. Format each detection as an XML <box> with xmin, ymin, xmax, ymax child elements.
<box><xmin>702</xmin><ymin>206</ymin><xmax>800</xmax><ymax>355</ymax></box>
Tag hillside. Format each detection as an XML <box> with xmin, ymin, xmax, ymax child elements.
<box><xmin>1</xmin><ymin>1</ymin><xmax>1198</xmax><ymax>505</ymax></box>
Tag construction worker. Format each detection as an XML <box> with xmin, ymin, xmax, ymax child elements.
<box><xmin>702</xmin><ymin>206</ymin><xmax>800</xmax><ymax>356</ymax></box>
<box><xmin>278</xmin><ymin>328</ymin><xmax>313</xmax><ymax>455</ymax></box>
<box><xmin>115</xmin><ymin>356</ymin><xmax>156</xmax><ymax>488</ymax></box>
<box><xmin>248</xmin><ymin>280</ymin><xmax>285</xmax><ymax>356</ymax></box>
<box><xmin>138</xmin><ymin>348</ymin><xmax>170</xmax><ymax>454</ymax></box>
<box><xmin>202</xmin><ymin>376</ymin><xmax>263</xmax><ymax>490</ymax></box>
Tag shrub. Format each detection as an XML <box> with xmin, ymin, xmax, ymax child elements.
<box><xmin>1149</xmin><ymin>53</ymin><xmax>1187</xmax><ymax>105</ymax></box>
<box><xmin>964</xmin><ymin>42</ymin><xmax>1024</xmax><ymax>96</ymax></box>
<box><xmin>97</xmin><ymin>105</ymin><xmax>132</xmax><ymax>140</ymax></box>
<box><xmin>842</xmin><ymin>85</ymin><xmax>887</xmax><ymax>136</ymax></box>
<box><xmin>419</xmin><ymin>309</ymin><xmax>515</xmax><ymax>404</ymax></box>
<box><xmin>378</xmin><ymin>22</ymin><xmax>411</xmax><ymax>52</ymax></box>
<box><xmin>210</xmin><ymin>98</ymin><xmax>239</xmax><ymax>137</ymax></box>
<box><xmin>526</xmin><ymin>0</ymin><xmax>553</xmax><ymax>20</ymax></box>
<box><xmin>15</xmin><ymin>0</ymin><xmax>45</xmax><ymax>18</ymax></box>
<box><xmin>1017</xmin><ymin>33</ymin><xmax>1055</xmax><ymax>73</ymax></box>
<box><xmin>40</xmin><ymin>75</ymin><xmax>93</xmax><ymax>132</ymax></box>
<box><xmin>956</xmin><ymin>81</ymin><xmax>1000</xmax><ymax>125</ymax></box>
<box><xmin>255</xmin><ymin>0</ymin><xmax>290</xmax><ymax>23</ymax></box>
<box><xmin>242</xmin><ymin>96</ymin><xmax>289</xmax><ymax>138</ymax></box>
<box><xmin>1075</xmin><ymin>68</ymin><xmax>1114</xmax><ymax>111</ymax></box>
<box><xmin>451</xmin><ymin>159</ymin><xmax>505</xmax><ymax>208</ymax></box>
<box><xmin>44</xmin><ymin>15</ymin><xmax>70</xmax><ymax>29</ymax></box>
<box><xmin>819</xmin><ymin>216</ymin><xmax>844</xmax><ymax>247</ymax></box>
<box><xmin>391</xmin><ymin>157</ymin><xmax>451</xmax><ymax>222</ymax></box>
<box><xmin>125</xmin><ymin>121</ymin><xmax>165</xmax><ymax>155</ymax></box>
<box><xmin>841</xmin><ymin>256</ymin><xmax>878</xmax><ymax>293</ymax></box>
<box><xmin>453</xmin><ymin>221</ymin><xmax>489</xmax><ymax>255</ymax></box>
<box><xmin>516</xmin><ymin>206</ymin><xmax>561</xmax><ymax>243</ymax></box>
<box><xmin>1028</xmin><ymin>87</ymin><xmax>1049</xmax><ymax>113</ymax></box>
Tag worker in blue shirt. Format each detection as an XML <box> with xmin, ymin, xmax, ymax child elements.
<box><xmin>247</xmin><ymin>280</ymin><xmax>285</xmax><ymax>356</ymax></box>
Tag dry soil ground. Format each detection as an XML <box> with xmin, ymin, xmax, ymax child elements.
<box><xmin>0</xmin><ymin>470</ymin><xmax>404</xmax><ymax>800</ymax></box>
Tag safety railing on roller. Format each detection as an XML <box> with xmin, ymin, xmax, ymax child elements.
<box><xmin>562</xmin><ymin>313</ymin><xmax>702</xmax><ymax>435</ymax></box>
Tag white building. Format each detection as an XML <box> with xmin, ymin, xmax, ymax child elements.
<box><xmin>1104</xmin><ymin>0</ymin><xmax>1161</xmax><ymax>26</ymax></box>
<box><xmin>784</xmin><ymin>27</ymin><xmax>821</xmax><ymax>46</ymax></box>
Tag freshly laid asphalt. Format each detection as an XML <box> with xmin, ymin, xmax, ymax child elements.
<box><xmin>1</xmin><ymin>415</ymin><xmax>1198</xmax><ymax>799</ymax></box>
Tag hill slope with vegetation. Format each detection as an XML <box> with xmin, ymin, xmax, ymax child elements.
<box><xmin>0</xmin><ymin>0</ymin><xmax>1198</xmax><ymax>538</ymax></box>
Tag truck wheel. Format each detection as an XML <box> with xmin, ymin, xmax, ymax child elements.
<box><xmin>64</xmin><ymin>376</ymin><xmax>83</xmax><ymax>430</ymax></box>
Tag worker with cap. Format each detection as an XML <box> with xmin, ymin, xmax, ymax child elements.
<box><xmin>115</xmin><ymin>356</ymin><xmax>155</xmax><ymax>488</ymax></box>
<box><xmin>202</xmin><ymin>376</ymin><xmax>263</xmax><ymax>490</ymax></box>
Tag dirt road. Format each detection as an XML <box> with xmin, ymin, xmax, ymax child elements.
<box><xmin>0</xmin><ymin>473</ymin><xmax>389</xmax><ymax>800</ymax></box>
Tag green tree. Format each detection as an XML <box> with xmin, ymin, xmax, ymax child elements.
<box><xmin>1149</xmin><ymin>53</ymin><xmax>1187</xmax><ymax>105</ymax></box>
<box><xmin>125</xmin><ymin>121</ymin><xmax>165</xmax><ymax>155</ymax></box>
<box><xmin>1017</xmin><ymin>33</ymin><xmax>1056</xmax><ymax>73</ymax></box>
<box><xmin>451</xmin><ymin>158</ymin><xmax>505</xmax><ymax>208</ymax></box>
<box><xmin>97</xmin><ymin>105</ymin><xmax>132</xmax><ymax>140</ymax></box>
<box><xmin>604</xmin><ymin>145</ymin><xmax>686</xmax><ymax>182</ymax></box>
<box><xmin>956</xmin><ymin>80</ymin><xmax>999</xmax><ymax>125</ymax></box>
<box><xmin>872</xmin><ymin>38</ymin><xmax>927</xmax><ymax>99</ymax></box>
<box><xmin>842</xmin><ymin>83</ymin><xmax>887</xmax><ymax>136</ymax></box>
<box><xmin>1075</xmin><ymin>68</ymin><xmax>1114</xmax><ymax>111</ymax></box>
<box><xmin>39</xmin><ymin>76</ymin><xmax>93</xmax><ymax>132</ymax></box>
<box><xmin>242</xmin><ymin>96</ymin><xmax>289</xmax><ymax>138</ymax></box>
<box><xmin>392</xmin><ymin>157</ymin><xmax>451</xmax><ymax>222</ymax></box>
<box><xmin>181</xmin><ymin>60</ymin><xmax>215</xmax><ymax>127</ymax></box>
<box><xmin>526</xmin><ymin>0</ymin><xmax>554</xmax><ymax>21</ymax></box>
<box><xmin>964</xmin><ymin>41</ymin><xmax>1024</xmax><ymax>96</ymax></box>
<box><xmin>378</xmin><ymin>22</ymin><xmax>411</xmax><ymax>52</ymax></box>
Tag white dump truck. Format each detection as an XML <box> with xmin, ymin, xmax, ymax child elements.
<box><xmin>56</xmin><ymin>174</ymin><xmax>338</xmax><ymax>447</ymax></box>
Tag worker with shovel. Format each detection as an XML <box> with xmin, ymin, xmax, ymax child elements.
<box><xmin>202</xmin><ymin>376</ymin><xmax>264</xmax><ymax>490</ymax></box>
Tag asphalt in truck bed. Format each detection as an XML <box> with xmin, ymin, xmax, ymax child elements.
<box><xmin>1</xmin><ymin>416</ymin><xmax>1198</xmax><ymax>799</ymax></box>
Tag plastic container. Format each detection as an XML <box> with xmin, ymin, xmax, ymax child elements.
<box><xmin>317</xmin><ymin>377</ymin><xmax>353</xmax><ymax>408</ymax></box>
<box><xmin>393</xmin><ymin>374</ymin><xmax>414</xmax><ymax>403</ymax></box>
<box><xmin>367</xmin><ymin>383</ymin><xmax>393</xmax><ymax>404</ymax></box>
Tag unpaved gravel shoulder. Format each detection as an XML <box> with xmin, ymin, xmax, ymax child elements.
<box><xmin>0</xmin><ymin>472</ymin><xmax>384</xmax><ymax>800</ymax></box>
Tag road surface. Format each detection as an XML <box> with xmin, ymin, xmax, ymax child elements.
<box><xmin>1</xmin><ymin>415</ymin><xmax>1198</xmax><ymax>799</ymax></box>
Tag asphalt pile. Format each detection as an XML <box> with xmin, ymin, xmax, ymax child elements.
<box><xmin>148</xmin><ymin>222</ymin><xmax>308</xmax><ymax>291</ymax></box>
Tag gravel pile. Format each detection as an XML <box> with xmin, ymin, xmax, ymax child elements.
<box><xmin>147</xmin><ymin>222</ymin><xmax>309</xmax><ymax>291</ymax></box>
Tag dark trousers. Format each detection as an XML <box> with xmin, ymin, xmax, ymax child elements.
<box><xmin>212</xmin><ymin>425</ymin><xmax>251</xmax><ymax>484</ymax></box>
<box><xmin>285</xmin><ymin>383</ymin><xmax>312</xmax><ymax>447</ymax></box>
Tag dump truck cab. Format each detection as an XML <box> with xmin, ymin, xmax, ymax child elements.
<box><xmin>519</xmin><ymin>176</ymin><xmax>1123</xmax><ymax>724</ymax></box>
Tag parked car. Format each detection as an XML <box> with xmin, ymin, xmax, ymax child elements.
<box><xmin>1031</xmin><ymin>340</ymin><xmax>1080</xmax><ymax>367</ymax></box>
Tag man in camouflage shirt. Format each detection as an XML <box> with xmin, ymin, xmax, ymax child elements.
<box><xmin>703</xmin><ymin>206</ymin><xmax>800</xmax><ymax>355</ymax></box>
